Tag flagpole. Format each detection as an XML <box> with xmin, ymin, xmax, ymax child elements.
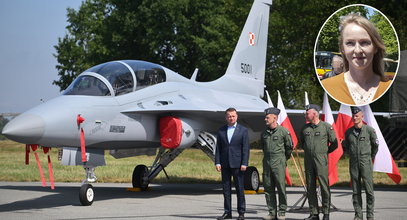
<box><xmin>291</xmin><ymin>153</ymin><xmax>306</xmax><ymax>187</ymax></box>
<box><xmin>288</xmin><ymin>149</ymin><xmax>309</xmax><ymax>211</ymax></box>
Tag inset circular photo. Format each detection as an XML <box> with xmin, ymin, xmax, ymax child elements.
<box><xmin>314</xmin><ymin>4</ymin><xmax>400</xmax><ymax>106</ymax></box>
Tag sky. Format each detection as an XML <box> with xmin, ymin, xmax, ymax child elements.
<box><xmin>0</xmin><ymin>0</ymin><xmax>83</xmax><ymax>113</ymax></box>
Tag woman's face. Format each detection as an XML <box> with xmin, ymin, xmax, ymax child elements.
<box><xmin>342</xmin><ymin>23</ymin><xmax>377</xmax><ymax>71</ymax></box>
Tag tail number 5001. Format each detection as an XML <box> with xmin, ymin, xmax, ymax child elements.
<box><xmin>241</xmin><ymin>63</ymin><xmax>252</xmax><ymax>74</ymax></box>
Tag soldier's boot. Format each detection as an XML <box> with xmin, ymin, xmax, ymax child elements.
<box><xmin>322</xmin><ymin>214</ymin><xmax>329</xmax><ymax>220</ymax></box>
<box><xmin>353</xmin><ymin>217</ymin><xmax>362</xmax><ymax>220</ymax></box>
<box><xmin>262</xmin><ymin>214</ymin><xmax>276</xmax><ymax>220</ymax></box>
<box><xmin>304</xmin><ymin>214</ymin><xmax>319</xmax><ymax>220</ymax></box>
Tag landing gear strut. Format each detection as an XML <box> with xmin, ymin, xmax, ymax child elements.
<box><xmin>132</xmin><ymin>147</ymin><xmax>185</xmax><ymax>190</ymax></box>
<box><xmin>79</xmin><ymin>166</ymin><xmax>97</xmax><ymax>206</ymax></box>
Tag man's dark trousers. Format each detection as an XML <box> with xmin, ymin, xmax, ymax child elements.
<box><xmin>221</xmin><ymin>165</ymin><xmax>245</xmax><ymax>214</ymax></box>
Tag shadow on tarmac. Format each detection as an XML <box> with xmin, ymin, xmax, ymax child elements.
<box><xmin>0</xmin><ymin>183</ymin><xmax>222</xmax><ymax>212</ymax></box>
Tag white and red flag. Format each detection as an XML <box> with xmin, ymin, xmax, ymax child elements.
<box><xmin>336</xmin><ymin>104</ymin><xmax>401</xmax><ymax>184</ymax></box>
<box><xmin>360</xmin><ymin>105</ymin><xmax>401</xmax><ymax>184</ymax></box>
<box><xmin>335</xmin><ymin>104</ymin><xmax>354</xmax><ymax>141</ymax></box>
<box><xmin>277</xmin><ymin>91</ymin><xmax>298</xmax><ymax>186</ymax></box>
<box><xmin>321</xmin><ymin>93</ymin><xmax>343</xmax><ymax>186</ymax></box>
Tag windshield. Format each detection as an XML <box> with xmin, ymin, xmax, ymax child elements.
<box><xmin>86</xmin><ymin>62</ymin><xmax>134</xmax><ymax>95</ymax></box>
<box><xmin>63</xmin><ymin>75</ymin><xmax>111</xmax><ymax>96</ymax></box>
<box><xmin>63</xmin><ymin>60</ymin><xmax>166</xmax><ymax>96</ymax></box>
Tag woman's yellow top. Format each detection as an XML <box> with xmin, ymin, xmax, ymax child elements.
<box><xmin>321</xmin><ymin>73</ymin><xmax>392</xmax><ymax>105</ymax></box>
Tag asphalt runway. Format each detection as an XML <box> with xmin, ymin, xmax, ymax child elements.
<box><xmin>0</xmin><ymin>182</ymin><xmax>406</xmax><ymax>220</ymax></box>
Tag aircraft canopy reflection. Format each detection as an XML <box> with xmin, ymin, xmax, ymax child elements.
<box><xmin>64</xmin><ymin>60</ymin><xmax>166</xmax><ymax>96</ymax></box>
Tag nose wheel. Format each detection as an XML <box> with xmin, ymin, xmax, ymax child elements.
<box><xmin>79</xmin><ymin>183</ymin><xmax>94</xmax><ymax>206</ymax></box>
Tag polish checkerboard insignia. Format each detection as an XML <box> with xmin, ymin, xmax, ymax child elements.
<box><xmin>249</xmin><ymin>32</ymin><xmax>255</xmax><ymax>46</ymax></box>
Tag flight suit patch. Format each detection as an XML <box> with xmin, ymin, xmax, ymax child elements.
<box><xmin>305</xmin><ymin>132</ymin><xmax>311</xmax><ymax>136</ymax></box>
<box><xmin>315</xmin><ymin>132</ymin><xmax>320</xmax><ymax>136</ymax></box>
<box><xmin>273</xmin><ymin>136</ymin><xmax>278</xmax><ymax>140</ymax></box>
<box><xmin>359</xmin><ymin>137</ymin><xmax>366</xmax><ymax>141</ymax></box>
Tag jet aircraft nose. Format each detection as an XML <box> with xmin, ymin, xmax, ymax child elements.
<box><xmin>2</xmin><ymin>114</ymin><xmax>45</xmax><ymax>143</ymax></box>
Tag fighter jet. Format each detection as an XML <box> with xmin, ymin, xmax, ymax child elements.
<box><xmin>2</xmin><ymin>0</ymin><xmax>272</xmax><ymax>205</ymax></box>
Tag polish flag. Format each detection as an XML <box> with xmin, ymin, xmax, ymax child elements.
<box><xmin>277</xmin><ymin>91</ymin><xmax>298</xmax><ymax>186</ymax></box>
<box><xmin>360</xmin><ymin>105</ymin><xmax>401</xmax><ymax>184</ymax></box>
<box><xmin>335</xmin><ymin>104</ymin><xmax>354</xmax><ymax>141</ymax></box>
<box><xmin>277</xmin><ymin>91</ymin><xmax>298</xmax><ymax>147</ymax></box>
<box><xmin>321</xmin><ymin>93</ymin><xmax>343</xmax><ymax>186</ymax></box>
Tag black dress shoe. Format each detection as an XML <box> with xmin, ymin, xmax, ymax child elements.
<box><xmin>237</xmin><ymin>213</ymin><xmax>245</xmax><ymax>220</ymax></box>
<box><xmin>217</xmin><ymin>213</ymin><xmax>232</xmax><ymax>220</ymax></box>
<box><xmin>304</xmin><ymin>215</ymin><xmax>319</xmax><ymax>220</ymax></box>
<box><xmin>322</xmin><ymin>214</ymin><xmax>329</xmax><ymax>220</ymax></box>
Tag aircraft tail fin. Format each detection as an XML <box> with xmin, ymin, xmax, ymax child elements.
<box><xmin>210</xmin><ymin>0</ymin><xmax>272</xmax><ymax>97</ymax></box>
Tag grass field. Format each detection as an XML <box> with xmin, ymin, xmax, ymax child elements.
<box><xmin>0</xmin><ymin>140</ymin><xmax>405</xmax><ymax>187</ymax></box>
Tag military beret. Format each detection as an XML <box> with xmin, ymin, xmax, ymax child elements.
<box><xmin>351</xmin><ymin>106</ymin><xmax>362</xmax><ymax>114</ymax></box>
<box><xmin>305</xmin><ymin>104</ymin><xmax>321</xmax><ymax>112</ymax></box>
<box><xmin>265</xmin><ymin>107</ymin><xmax>281</xmax><ymax>116</ymax></box>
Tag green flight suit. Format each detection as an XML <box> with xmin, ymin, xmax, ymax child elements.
<box><xmin>261</xmin><ymin>125</ymin><xmax>293</xmax><ymax>217</ymax></box>
<box><xmin>299</xmin><ymin>121</ymin><xmax>337</xmax><ymax>215</ymax></box>
<box><xmin>343</xmin><ymin>124</ymin><xmax>378</xmax><ymax>219</ymax></box>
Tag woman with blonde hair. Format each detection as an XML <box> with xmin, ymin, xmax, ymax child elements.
<box><xmin>322</xmin><ymin>12</ymin><xmax>392</xmax><ymax>105</ymax></box>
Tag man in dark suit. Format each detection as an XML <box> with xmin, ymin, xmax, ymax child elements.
<box><xmin>215</xmin><ymin>108</ymin><xmax>250</xmax><ymax>220</ymax></box>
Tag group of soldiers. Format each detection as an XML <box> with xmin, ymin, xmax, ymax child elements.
<box><xmin>261</xmin><ymin>104</ymin><xmax>378</xmax><ymax>220</ymax></box>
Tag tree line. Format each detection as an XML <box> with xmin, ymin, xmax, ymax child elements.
<box><xmin>54</xmin><ymin>0</ymin><xmax>406</xmax><ymax>111</ymax></box>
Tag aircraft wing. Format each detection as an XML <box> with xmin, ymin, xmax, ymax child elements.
<box><xmin>120</xmin><ymin>90</ymin><xmax>268</xmax><ymax>132</ymax></box>
<box><xmin>120</xmin><ymin>90</ymin><xmax>267</xmax><ymax>115</ymax></box>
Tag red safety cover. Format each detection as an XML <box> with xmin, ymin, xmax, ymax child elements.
<box><xmin>159</xmin><ymin>116</ymin><xmax>182</xmax><ymax>149</ymax></box>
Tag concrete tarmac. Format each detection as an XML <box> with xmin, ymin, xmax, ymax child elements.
<box><xmin>0</xmin><ymin>182</ymin><xmax>406</xmax><ymax>220</ymax></box>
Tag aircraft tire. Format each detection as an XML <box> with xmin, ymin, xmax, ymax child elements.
<box><xmin>132</xmin><ymin>164</ymin><xmax>149</xmax><ymax>190</ymax></box>
<box><xmin>79</xmin><ymin>184</ymin><xmax>94</xmax><ymax>206</ymax></box>
<box><xmin>244</xmin><ymin>166</ymin><xmax>260</xmax><ymax>191</ymax></box>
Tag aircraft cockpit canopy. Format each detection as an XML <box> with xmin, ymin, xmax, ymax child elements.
<box><xmin>63</xmin><ymin>60</ymin><xmax>166</xmax><ymax>96</ymax></box>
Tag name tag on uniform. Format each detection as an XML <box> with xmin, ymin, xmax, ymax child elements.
<box><xmin>315</xmin><ymin>132</ymin><xmax>320</xmax><ymax>136</ymax></box>
<box><xmin>305</xmin><ymin>132</ymin><xmax>311</xmax><ymax>136</ymax></box>
<box><xmin>360</xmin><ymin>137</ymin><xmax>366</xmax><ymax>141</ymax></box>
<box><xmin>273</xmin><ymin>136</ymin><xmax>278</xmax><ymax>140</ymax></box>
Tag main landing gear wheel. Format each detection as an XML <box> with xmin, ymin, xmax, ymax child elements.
<box><xmin>79</xmin><ymin>184</ymin><xmax>94</xmax><ymax>206</ymax></box>
<box><xmin>244</xmin><ymin>166</ymin><xmax>260</xmax><ymax>191</ymax></box>
<box><xmin>132</xmin><ymin>164</ymin><xmax>149</xmax><ymax>190</ymax></box>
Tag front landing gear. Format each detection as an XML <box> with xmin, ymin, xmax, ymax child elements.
<box><xmin>79</xmin><ymin>166</ymin><xmax>97</xmax><ymax>206</ymax></box>
<box><xmin>79</xmin><ymin>184</ymin><xmax>94</xmax><ymax>206</ymax></box>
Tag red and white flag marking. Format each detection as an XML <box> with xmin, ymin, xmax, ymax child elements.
<box><xmin>249</xmin><ymin>32</ymin><xmax>255</xmax><ymax>46</ymax></box>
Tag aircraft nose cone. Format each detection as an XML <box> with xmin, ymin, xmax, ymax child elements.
<box><xmin>2</xmin><ymin>114</ymin><xmax>45</xmax><ymax>143</ymax></box>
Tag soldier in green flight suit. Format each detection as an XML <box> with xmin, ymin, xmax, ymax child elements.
<box><xmin>298</xmin><ymin>104</ymin><xmax>338</xmax><ymax>220</ymax></box>
<box><xmin>343</xmin><ymin>106</ymin><xmax>378</xmax><ymax>220</ymax></box>
<box><xmin>261</xmin><ymin>107</ymin><xmax>293</xmax><ymax>220</ymax></box>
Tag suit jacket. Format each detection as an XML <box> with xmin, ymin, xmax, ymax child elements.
<box><xmin>215</xmin><ymin>123</ymin><xmax>250</xmax><ymax>169</ymax></box>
